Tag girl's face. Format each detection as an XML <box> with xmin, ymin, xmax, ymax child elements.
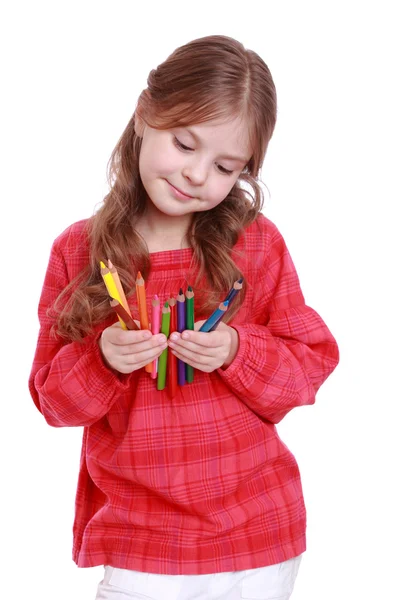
<box><xmin>136</xmin><ymin>116</ymin><xmax>252</xmax><ymax>219</ymax></box>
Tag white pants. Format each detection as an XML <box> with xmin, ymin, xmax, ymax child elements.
<box><xmin>95</xmin><ymin>555</ymin><xmax>302</xmax><ymax>600</ymax></box>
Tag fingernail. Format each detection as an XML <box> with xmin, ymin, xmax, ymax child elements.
<box><xmin>170</xmin><ymin>333</ymin><xmax>179</xmax><ymax>341</ymax></box>
<box><xmin>157</xmin><ymin>334</ymin><xmax>167</xmax><ymax>343</ymax></box>
<box><xmin>182</xmin><ymin>332</ymin><xmax>190</xmax><ymax>340</ymax></box>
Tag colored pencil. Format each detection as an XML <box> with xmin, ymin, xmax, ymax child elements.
<box><xmin>107</xmin><ymin>259</ymin><xmax>131</xmax><ymax>315</ymax></box>
<box><xmin>224</xmin><ymin>278</ymin><xmax>243</xmax><ymax>305</ymax></box>
<box><xmin>135</xmin><ymin>271</ymin><xmax>149</xmax><ymax>329</ymax></box>
<box><xmin>100</xmin><ymin>261</ymin><xmax>127</xmax><ymax>329</ymax></box>
<box><xmin>157</xmin><ymin>302</ymin><xmax>171</xmax><ymax>391</ymax></box>
<box><xmin>135</xmin><ymin>271</ymin><xmax>152</xmax><ymax>373</ymax></box>
<box><xmin>168</xmin><ymin>296</ymin><xmax>178</xmax><ymax>398</ymax></box>
<box><xmin>185</xmin><ymin>286</ymin><xmax>195</xmax><ymax>383</ymax></box>
<box><xmin>176</xmin><ymin>288</ymin><xmax>186</xmax><ymax>386</ymax></box>
<box><xmin>109</xmin><ymin>298</ymin><xmax>139</xmax><ymax>330</ymax></box>
<box><xmin>199</xmin><ymin>300</ymin><xmax>229</xmax><ymax>332</ymax></box>
<box><xmin>151</xmin><ymin>295</ymin><xmax>161</xmax><ymax>379</ymax></box>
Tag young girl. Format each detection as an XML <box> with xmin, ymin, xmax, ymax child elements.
<box><xmin>29</xmin><ymin>35</ymin><xmax>339</xmax><ymax>600</ymax></box>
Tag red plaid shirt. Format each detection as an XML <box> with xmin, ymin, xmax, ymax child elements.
<box><xmin>29</xmin><ymin>214</ymin><xmax>339</xmax><ymax>575</ymax></box>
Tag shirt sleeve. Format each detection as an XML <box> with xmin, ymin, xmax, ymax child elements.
<box><xmin>218</xmin><ymin>222</ymin><xmax>339</xmax><ymax>424</ymax></box>
<box><xmin>28</xmin><ymin>234</ymin><xmax>135</xmax><ymax>428</ymax></box>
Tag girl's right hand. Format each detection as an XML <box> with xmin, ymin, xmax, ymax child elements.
<box><xmin>99</xmin><ymin>322</ymin><xmax>168</xmax><ymax>374</ymax></box>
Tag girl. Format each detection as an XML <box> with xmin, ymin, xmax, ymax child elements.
<box><xmin>29</xmin><ymin>35</ymin><xmax>339</xmax><ymax>600</ymax></box>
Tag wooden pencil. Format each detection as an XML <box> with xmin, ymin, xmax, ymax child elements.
<box><xmin>168</xmin><ymin>296</ymin><xmax>178</xmax><ymax>398</ymax></box>
<box><xmin>200</xmin><ymin>300</ymin><xmax>229</xmax><ymax>332</ymax></box>
<box><xmin>109</xmin><ymin>298</ymin><xmax>139</xmax><ymax>330</ymax></box>
<box><xmin>224</xmin><ymin>278</ymin><xmax>243</xmax><ymax>304</ymax></box>
<box><xmin>151</xmin><ymin>295</ymin><xmax>161</xmax><ymax>379</ymax></box>
<box><xmin>176</xmin><ymin>288</ymin><xmax>186</xmax><ymax>386</ymax></box>
<box><xmin>157</xmin><ymin>303</ymin><xmax>171</xmax><ymax>391</ymax></box>
<box><xmin>100</xmin><ymin>260</ymin><xmax>126</xmax><ymax>329</ymax></box>
<box><xmin>185</xmin><ymin>286</ymin><xmax>195</xmax><ymax>383</ymax></box>
<box><xmin>135</xmin><ymin>271</ymin><xmax>149</xmax><ymax>329</ymax></box>
<box><xmin>135</xmin><ymin>271</ymin><xmax>152</xmax><ymax>373</ymax></box>
<box><xmin>107</xmin><ymin>259</ymin><xmax>131</xmax><ymax>315</ymax></box>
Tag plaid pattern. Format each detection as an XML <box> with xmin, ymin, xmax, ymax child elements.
<box><xmin>29</xmin><ymin>214</ymin><xmax>339</xmax><ymax>575</ymax></box>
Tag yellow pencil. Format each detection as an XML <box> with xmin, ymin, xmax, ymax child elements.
<box><xmin>107</xmin><ymin>259</ymin><xmax>131</xmax><ymax>315</ymax></box>
<box><xmin>100</xmin><ymin>261</ymin><xmax>127</xmax><ymax>329</ymax></box>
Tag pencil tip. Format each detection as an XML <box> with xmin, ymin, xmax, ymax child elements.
<box><xmin>187</xmin><ymin>285</ymin><xmax>193</xmax><ymax>291</ymax></box>
<box><xmin>179</xmin><ymin>288</ymin><xmax>183</xmax><ymax>295</ymax></box>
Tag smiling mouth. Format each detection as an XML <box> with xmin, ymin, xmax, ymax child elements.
<box><xmin>166</xmin><ymin>180</ymin><xmax>194</xmax><ymax>199</ymax></box>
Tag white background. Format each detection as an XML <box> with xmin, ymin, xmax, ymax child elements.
<box><xmin>1</xmin><ymin>1</ymin><xmax>399</xmax><ymax>598</ymax></box>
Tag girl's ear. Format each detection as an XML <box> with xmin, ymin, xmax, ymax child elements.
<box><xmin>134</xmin><ymin>113</ymin><xmax>145</xmax><ymax>137</ymax></box>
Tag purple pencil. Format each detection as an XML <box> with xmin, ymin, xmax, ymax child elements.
<box><xmin>176</xmin><ymin>288</ymin><xmax>186</xmax><ymax>386</ymax></box>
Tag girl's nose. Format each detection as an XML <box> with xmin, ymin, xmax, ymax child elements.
<box><xmin>182</xmin><ymin>159</ymin><xmax>208</xmax><ymax>185</ymax></box>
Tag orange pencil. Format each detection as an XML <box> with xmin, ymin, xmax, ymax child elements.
<box><xmin>108</xmin><ymin>259</ymin><xmax>131</xmax><ymax>315</ymax></box>
<box><xmin>135</xmin><ymin>271</ymin><xmax>149</xmax><ymax>329</ymax></box>
<box><xmin>109</xmin><ymin>298</ymin><xmax>139</xmax><ymax>330</ymax></box>
<box><xmin>167</xmin><ymin>296</ymin><xmax>178</xmax><ymax>399</ymax></box>
<box><xmin>135</xmin><ymin>271</ymin><xmax>152</xmax><ymax>373</ymax></box>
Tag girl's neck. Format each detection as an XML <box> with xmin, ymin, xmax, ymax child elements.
<box><xmin>135</xmin><ymin>207</ymin><xmax>193</xmax><ymax>253</ymax></box>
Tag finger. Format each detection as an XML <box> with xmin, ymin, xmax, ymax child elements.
<box><xmin>118</xmin><ymin>334</ymin><xmax>167</xmax><ymax>356</ymax></box>
<box><xmin>124</xmin><ymin>344</ymin><xmax>167</xmax><ymax>367</ymax></box>
<box><xmin>169</xmin><ymin>347</ymin><xmax>217</xmax><ymax>372</ymax></box>
<box><xmin>169</xmin><ymin>340</ymin><xmax>220</xmax><ymax>359</ymax></box>
<box><xmin>107</xmin><ymin>326</ymin><xmax>153</xmax><ymax>346</ymax></box>
<box><xmin>115</xmin><ymin>343</ymin><xmax>166</xmax><ymax>370</ymax></box>
<box><xmin>171</xmin><ymin>332</ymin><xmax>227</xmax><ymax>354</ymax></box>
<box><xmin>182</xmin><ymin>329</ymin><xmax>228</xmax><ymax>348</ymax></box>
<box><xmin>169</xmin><ymin>344</ymin><xmax>215</xmax><ymax>367</ymax></box>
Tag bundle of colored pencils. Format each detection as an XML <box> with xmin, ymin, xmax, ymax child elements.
<box><xmin>100</xmin><ymin>259</ymin><xmax>243</xmax><ymax>398</ymax></box>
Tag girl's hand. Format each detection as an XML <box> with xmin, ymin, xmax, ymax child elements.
<box><xmin>99</xmin><ymin>322</ymin><xmax>167</xmax><ymax>374</ymax></box>
<box><xmin>167</xmin><ymin>321</ymin><xmax>239</xmax><ymax>373</ymax></box>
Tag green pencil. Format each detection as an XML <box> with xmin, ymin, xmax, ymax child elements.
<box><xmin>157</xmin><ymin>302</ymin><xmax>171</xmax><ymax>391</ymax></box>
<box><xmin>185</xmin><ymin>286</ymin><xmax>195</xmax><ymax>383</ymax></box>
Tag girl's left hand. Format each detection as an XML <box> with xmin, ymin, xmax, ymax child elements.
<box><xmin>167</xmin><ymin>321</ymin><xmax>239</xmax><ymax>372</ymax></box>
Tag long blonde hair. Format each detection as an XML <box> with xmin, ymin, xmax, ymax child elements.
<box><xmin>54</xmin><ymin>35</ymin><xmax>277</xmax><ymax>341</ymax></box>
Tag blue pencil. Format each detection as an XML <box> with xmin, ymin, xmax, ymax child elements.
<box><xmin>199</xmin><ymin>301</ymin><xmax>229</xmax><ymax>333</ymax></box>
<box><xmin>223</xmin><ymin>278</ymin><xmax>243</xmax><ymax>304</ymax></box>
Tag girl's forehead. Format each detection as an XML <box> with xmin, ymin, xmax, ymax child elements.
<box><xmin>178</xmin><ymin>116</ymin><xmax>252</xmax><ymax>159</ymax></box>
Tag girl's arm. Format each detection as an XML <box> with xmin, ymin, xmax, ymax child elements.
<box><xmin>217</xmin><ymin>223</ymin><xmax>339</xmax><ymax>424</ymax></box>
<box><xmin>28</xmin><ymin>236</ymin><xmax>136</xmax><ymax>428</ymax></box>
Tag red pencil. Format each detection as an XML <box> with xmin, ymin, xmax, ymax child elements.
<box><xmin>168</xmin><ymin>296</ymin><xmax>178</xmax><ymax>399</ymax></box>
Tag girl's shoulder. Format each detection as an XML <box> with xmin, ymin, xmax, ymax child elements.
<box><xmin>52</xmin><ymin>218</ymin><xmax>91</xmax><ymax>258</ymax></box>
<box><xmin>240</xmin><ymin>213</ymin><xmax>286</xmax><ymax>258</ymax></box>
<box><xmin>245</xmin><ymin>212</ymin><xmax>284</xmax><ymax>240</ymax></box>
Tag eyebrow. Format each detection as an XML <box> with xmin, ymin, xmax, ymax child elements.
<box><xmin>182</xmin><ymin>127</ymin><xmax>249</xmax><ymax>163</ymax></box>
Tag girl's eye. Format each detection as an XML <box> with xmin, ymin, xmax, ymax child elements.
<box><xmin>174</xmin><ymin>136</ymin><xmax>193</xmax><ymax>151</ymax></box>
<box><xmin>174</xmin><ymin>135</ymin><xmax>233</xmax><ymax>175</ymax></box>
<box><xmin>217</xmin><ymin>165</ymin><xmax>234</xmax><ymax>175</ymax></box>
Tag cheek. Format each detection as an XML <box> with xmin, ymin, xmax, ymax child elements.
<box><xmin>142</xmin><ymin>149</ymin><xmax>178</xmax><ymax>178</ymax></box>
<box><xmin>207</xmin><ymin>177</ymin><xmax>236</xmax><ymax>205</ymax></box>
